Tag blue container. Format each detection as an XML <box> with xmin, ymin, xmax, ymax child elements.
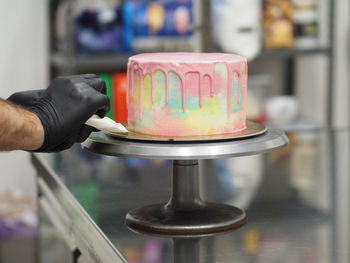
<box><xmin>122</xmin><ymin>0</ymin><xmax>193</xmax><ymax>49</ymax></box>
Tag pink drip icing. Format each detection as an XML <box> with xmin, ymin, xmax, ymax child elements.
<box><xmin>186</xmin><ymin>71</ymin><xmax>203</xmax><ymax>109</ymax></box>
<box><xmin>165</xmin><ymin>71</ymin><xmax>169</xmax><ymax>104</ymax></box>
<box><xmin>227</xmin><ymin>66</ymin><xmax>231</xmax><ymax>118</ymax></box>
<box><xmin>126</xmin><ymin>64</ymin><xmax>131</xmax><ymax>104</ymax></box>
<box><xmin>180</xmin><ymin>74</ymin><xmax>185</xmax><ymax>111</ymax></box>
<box><xmin>151</xmin><ymin>72</ymin><xmax>155</xmax><ymax>102</ymax></box>
<box><xmin>127</xmin><ymin>53</ymin><xmax>246</xmax><ymax>121</ymax></box>
<box><xmin>244</xmin><ymin>61</ymin><xmax>248</xmax><ymax>111</ymax></box>
<box><xmin>236</xmin><ymin>71</ymin><xmax>242</xmax><ymax>103</ymax></box>
<box><xmin>226</xmin><ymin>63</ymin><xmax>244</xmax><ymax>118</ymax></box>
<box><xmin>139</xmin><ymin>70</ymin><xmax>143</xmax><ymax>120</ymax></box>
<box><xmin>203</xmin><ymin>74</ymin><xmax>213</xmax><ymax>98</ymax></box>
<box><xmin>210</xmin><ymin>68</ymin><xmax>215</xmax><ymax>97</ymax></box>
<box><xmin>199</xmin><ymin>74</ymin><xmax>202</xmax><ymax>107</ymax></box>
<box><xmin>131</xmin><ymin>66</ymin><xmax>135</xmax><ymax>98</ymax></box>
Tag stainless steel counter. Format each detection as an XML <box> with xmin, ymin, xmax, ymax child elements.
<box><xmin>32</xmin><ymin>127</ymin><xmax>350</xmax><ymax>263</ymax></box>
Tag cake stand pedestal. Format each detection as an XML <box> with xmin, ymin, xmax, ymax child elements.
<box><xmin>82</xmin><ymin>125</ymin><xmax>288</xmax><ymax>235</ymax></box>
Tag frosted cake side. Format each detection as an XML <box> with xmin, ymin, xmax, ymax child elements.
<box><xmin>127</xmin><ymin>52</ymin><xmax>247</xmax><ymax>136</ymax></box>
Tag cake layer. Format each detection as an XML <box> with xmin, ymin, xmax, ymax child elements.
<box><xmin>127</xmin><ymin>52</ymin><xmax>247</xmax><ymax>136</ymax></box>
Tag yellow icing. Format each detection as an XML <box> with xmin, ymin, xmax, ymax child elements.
<box><xmin>142</xmin><ymin>73</ymin><xmax>152</xmax><ymax>108</ymax></box>
<box><xmin>153</xmin><ymin>70</ymin><xmax>167</xmax><ymax>107</ymax></box>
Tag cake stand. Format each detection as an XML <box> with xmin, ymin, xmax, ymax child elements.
<box><xmin>82</xmin><ymin>122</ymin><xmax>288</xmax><ymax>235</ymax></box>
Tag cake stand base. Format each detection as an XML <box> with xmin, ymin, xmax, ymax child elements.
<box><xmin>83</xmin><ymin>125</ymin><xmax>289</xmax><ymax>235</ymax></box>
<box><xmin>126</xmin><ymin>202</ymin><xmax>246</xmax><ymax>235</ymax></box>
<box><xmin>126</xmin><ymin>160</ymin><xmax>247</xmax><ymax>235</ymax></box>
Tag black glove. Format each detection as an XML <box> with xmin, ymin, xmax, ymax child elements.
<box><xmin>8</xmin><ymin>74</ymin><xmax>110</xmax><ymax>152</ymax></box>
<box><xmin>8</xmin><ymin>89</ymin><xmax>44</xmax><ymax>107</ymax></box>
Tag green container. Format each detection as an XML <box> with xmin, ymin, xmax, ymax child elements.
<box><xmin>71</xmin><ymin>181</ymin><xmax>100</xmax><ymax>222</ymax></box>
<box><xmin>98</xmin><ymin>74</ymin><xmax>113</xmax><ymax>119</ymax></box>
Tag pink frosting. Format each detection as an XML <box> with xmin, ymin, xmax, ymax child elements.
<box><xmin>127</xmin><ymin>52</ymin><xmax>247</xmax><ymax>136</ymax></box>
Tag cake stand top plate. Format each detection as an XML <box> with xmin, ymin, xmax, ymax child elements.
<box><xmin>82</xmin><ymin>122</ymin><xmax>288</xmax><ymax>160</ymax></box>
<box><xmin>107</xmin><ymin>121</ymin><xmax>266</xmax><ymax>142</ymax></box>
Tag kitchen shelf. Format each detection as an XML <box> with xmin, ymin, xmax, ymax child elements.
<box><xmin>51</xmin><ymin>52</ymin><xmax>133</xmax><ymax>73</ymax></box>
<box><xmin>257</xmin><ymin>47</ymin><xmax>331</xmax><ymax>60</ymax></box>
<box><xmin>265</xmin><ymin>117</ymin><xmax>322</xmax><ymax>132</ymax></box>
<box><xmin>51</xmin><ymin>47</ymin><xmax>331</xmax><ymax>73</ymax></box>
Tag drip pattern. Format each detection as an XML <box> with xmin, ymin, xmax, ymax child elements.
<box><xmin>127</xmin><ymin>53</ymin><xmax>247</xmax><ymax>121</ymax></box>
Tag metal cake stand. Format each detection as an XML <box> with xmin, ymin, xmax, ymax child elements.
<box><xmin>82</xmin><ymin>122</ymin><xmax>288</xmax><ymax>235</ymax></box>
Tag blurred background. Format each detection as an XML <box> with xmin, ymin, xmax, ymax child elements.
<box><xmin>0</xmin><ymin>0</ymin><xmax>349</xmax><ymax>262</ymax></box>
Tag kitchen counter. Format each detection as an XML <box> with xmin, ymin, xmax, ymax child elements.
<box><xmin>32</xmin><ymin>127</ymin><xmax>350</xmax><ymax>263</ymax></box>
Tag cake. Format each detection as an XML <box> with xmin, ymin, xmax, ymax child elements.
<box><xmin>126</xmin><ymin>52</ymin><xmax>247</xmax><ymax>136</ymax></box>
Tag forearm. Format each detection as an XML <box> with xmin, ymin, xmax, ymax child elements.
<box><xmin>0</xmin><ymin>99</ymin><xmax>44</xmax><ymax>151</ymax></box>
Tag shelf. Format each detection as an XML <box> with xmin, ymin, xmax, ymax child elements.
<box><xmin>266</xmin><ymin>117</ymin><xmax>322</xmax><ymax>132</ymax></box>
<box><xmin>51</xmin><ymin>47</ymin><xmax>331</xmax><ymax>73</ymax></box>
<box><xmin>256</xmin><ymin>47</ymin><xmax>331</xmax><ymax>60</ymax></box>
<box><xmin>51</xmin><ymin>53</ymin><xmax>133</xmax><ymax>73</ymax></box>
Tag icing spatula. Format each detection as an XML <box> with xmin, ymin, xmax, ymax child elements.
<box><xmin>86</xmin><ymin>114</ymin><xmax>128</xmax><ymax>134</ymax></box>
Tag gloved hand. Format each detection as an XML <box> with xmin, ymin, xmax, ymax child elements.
<box><xmin>8</xmin><ymin>74</ymin><xmax>110</xmax><ymax>152</ymax></box>
<box><xmin>8</xmin><ymin>89</ymin><xmax>44</xmax><ymax>107</ymax></box>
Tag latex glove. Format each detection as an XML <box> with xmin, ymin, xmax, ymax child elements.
<box><xmin>8</xmin><ymin>89</ymin><xmax>44</xmax><ymax>107</ymax></box>
<box><xmin>8</xmin><ymin>74</ymin><xmax>110</xmax><ymax>152</ymax></box>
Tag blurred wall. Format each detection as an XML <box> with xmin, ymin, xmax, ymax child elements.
<box><xmin>295</xmin><ymin>56</ymin><xmax>328</xmax><ymax>125</ymax></box>
<box><xmin>333</xmin><ymin>0</ymin><xmax>349</xmax><ymax>127</ymax></box>
<box><xmin>296</xmin><ymin>0</ymin><xmax>349</xmax><ymax>128</ymax></box>
<box><xmin>0</xmin><ymin>0</ymin><xmax>48</xmax><ymax>196</ymax></box>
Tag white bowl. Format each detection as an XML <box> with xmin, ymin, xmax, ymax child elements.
<box><xmin>265</xmin><ymin>96</ymin><xmax>299</xmax><ymax>125</ymax></box>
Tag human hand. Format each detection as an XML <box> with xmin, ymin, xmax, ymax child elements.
<box><xmin>9</xmin><ymin>74</ymin><xmax>110</xmax><ymax>152</ymax></box>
